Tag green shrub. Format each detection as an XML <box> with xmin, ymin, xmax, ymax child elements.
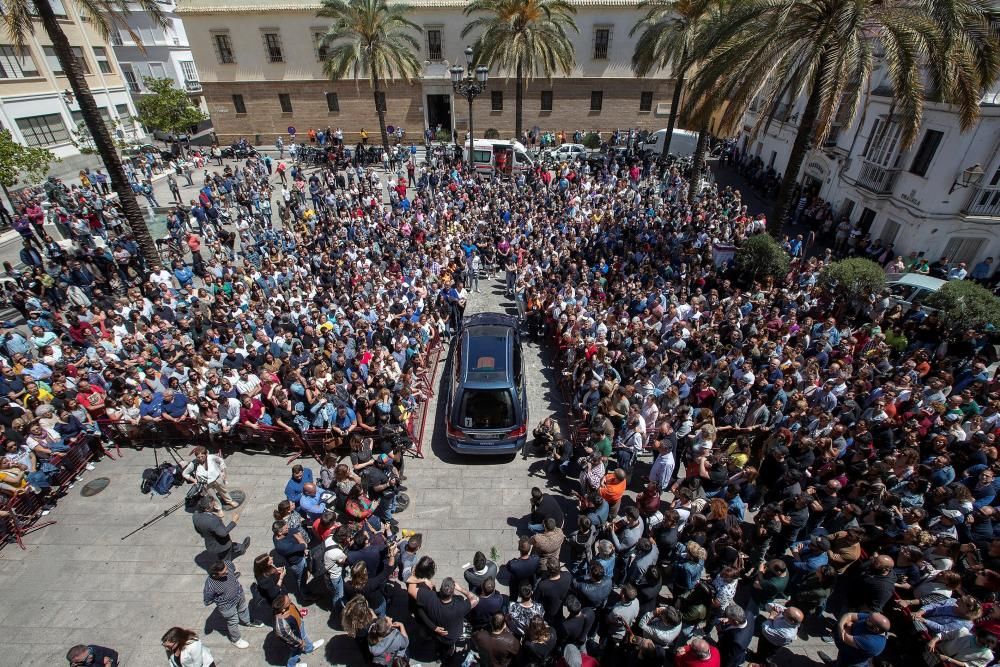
<box><xmin>819</xmin><ymin>258</ymin><xmax>886</xmax><ymax>302</ymax></box>
<box><xmin>926</xmin><ymin>279</ymin><xmax>1000</xmax><ymax>331</ymax></box>
<box><xmin>582</xmin><ymin>132</ymin><xmax>601</xmax><ymax>149</ymax></box>
<box><xmin>484</xmin><ymin>128</ymin><xmax>500</xmax><ymax>139</ymax></box>
<box><xmin>735</xmin><ymin>233</ymin><xmax>790</xmax><ymax>279</ymax></box>
<box><xmin>435</xmin><ymin>128</ymin><xmax>452</xmax><ymax>142</ymax></box>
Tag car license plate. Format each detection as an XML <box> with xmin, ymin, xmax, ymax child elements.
<box><xmin>475</xmin><ymin>433</ymin><xmax>501</xmax><ymax>440</ymax></box>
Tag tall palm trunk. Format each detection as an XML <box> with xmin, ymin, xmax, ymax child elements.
<box><xmin>687</xmin><ymin>120</ymin><xmax>709</xmax><ymax>201</ymax></box>
<box><xmin>663</xmin><ymin>51</ymin><xmax>688</xmax><ymax>157</ymax></box>
<box><xmin>372</xmin><ymin>72</ymin><xmax>390</xmax><ymax>156</ymax></box>
<box><xmin>771</xmin><ymin>53</ymin><xmax>827</xmax><ymax>235</ymax></box>
<box><xmin>515</xmin><ymin>59</ymin><xmax>524</xmax><ymax>143</ymax></box>
<box><xmin>35</xmin><ymin>0</ymin><xmax>158</xmax><ymax>266</ymax></box>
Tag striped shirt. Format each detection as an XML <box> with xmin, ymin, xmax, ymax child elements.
<box><xmin>203</xmin><ymin>560</ymin><xmax>244</xmax><ymax>608</ymax></box>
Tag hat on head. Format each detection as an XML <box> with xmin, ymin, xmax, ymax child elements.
<box><xmin>940</xmin><ymin>509</ymin><xmax>964</xmax><ymax>522</ymax></box>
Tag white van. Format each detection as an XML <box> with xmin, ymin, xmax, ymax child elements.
<box><xmin>465</xmin><ymin>139</ymin><xmax>534</xmax><ymax>175</ymax></box>
<box><xmin>641</xmin><ymin>128</ymin><xmax>700</xmax><ymax>157</ymax></box>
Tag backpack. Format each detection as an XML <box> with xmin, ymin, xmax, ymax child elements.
<box><xmin>152</xmin><ymin>463</ymin><xmax>180</xmax><ymax>496</ymax></box>
<box><xmin>140</xmin><ymin>465</ymin><xmax>162</xmax><ymax>494</ymax></box>
<box><xmin>309</xmin><ymin>539</ymin><xmax>342</xmax><ymax>578</ymax></box>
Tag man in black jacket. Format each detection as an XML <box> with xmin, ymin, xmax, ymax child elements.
<box><xmin>192</xmin><ymin>495</ymin><xmax>250</xmax><ymax>562</ymax></box>
<box><xmin>558</xmin><ymin>594</ymin><xmax>596</xmax><ymax>649</ymax></box>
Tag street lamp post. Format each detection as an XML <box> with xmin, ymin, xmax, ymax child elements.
<box><xmin>451</xmin><ymin>46</ymin><xmax>488</xmax><ymax>170</ymax></box>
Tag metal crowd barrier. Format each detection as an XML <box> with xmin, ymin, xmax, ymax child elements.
<box><xmin>0</xmin><ymin>433</ymin><xmax>95</xmax><ymax>550</ymax></box>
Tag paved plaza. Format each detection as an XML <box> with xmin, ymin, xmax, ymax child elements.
<box><xmin>0</xmin><ymin>268</ymin><xmax>565</xmax><ymax>666</ymax></box>
<box><xmin>0</xmin><ymin>276</ymin><xmax>832</xmax><ymax>667</ymax></box>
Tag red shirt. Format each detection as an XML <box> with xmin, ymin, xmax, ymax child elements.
<box><xmin>675</xmin><ymin>645</ymin><xmax>720</xmax><ymax>667</ymax></box>
<box><xmin>239</xmin><ymin>399</ymin><xmax>264</xmax><ymax>424</ymax></box>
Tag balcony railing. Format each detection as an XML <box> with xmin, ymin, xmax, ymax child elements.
<box><xmin>184</xmin><ymin>79</ymin><xmax>202</xmax><ymax>92</ymax></box>
<box><xmin>856</xmin><ymin>159</ymin><xmax>900</xmax><ymax>194</ymax></box>
<box><xmin>965</xmin><ymin>185</ymin><xmax>1000</xmax><ymax>217</ymax></box>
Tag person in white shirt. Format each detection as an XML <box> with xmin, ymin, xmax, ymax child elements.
<box><xmin>182</xmin><ymin>445</ymin><xmax>237</xmax><ymax>508</ymax></box>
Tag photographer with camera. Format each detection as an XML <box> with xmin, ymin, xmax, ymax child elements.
<box><xmin>363</xmin><ymin>453</ymin><xmax>401</xmax><ymax>528</ymax></box>
<box><xmin>183</xmin><ymin>445</ymin><xmax>236</xmax><ymax>509</ymax></box>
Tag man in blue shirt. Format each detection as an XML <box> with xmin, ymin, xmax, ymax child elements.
<box><xmin>284</xmin><ymin>464</ymin><xmax>313</xmax><ymax>503</ymax></box>
<box><xmin>138</xmin><ymin>389</ymin><xmax>164</xmax><ymax>421</ymax></box>
<box><xmin>161</xmin><ymin>389</ymin><xmax>189</xmax><ymax>422</ymax></box>
<box><xmin>298</xmin><ymin>482</ymin><xmax>329</xmax><ymax>521</ymax></box>
<box><xmin>819</xmin><ymin>612</ymin><xmax>889</xmax><ymax>667</ymax></box>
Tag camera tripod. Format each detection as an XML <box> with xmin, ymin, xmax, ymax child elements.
<box><xmin>119</xmin><ymin>445</ymin><xmax>189</xmax><ymax>540</ymax></box>
<box><xmin>119</xmin><ymin>498</ymin><xmax>186</xmax><ymax>540</ymax></box>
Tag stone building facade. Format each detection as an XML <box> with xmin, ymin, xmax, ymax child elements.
<box><xmin>176</xmin><ymin>0</ymin><xmax>677</xmax><ymax>145</ymax></box>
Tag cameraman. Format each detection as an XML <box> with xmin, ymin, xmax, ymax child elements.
<box><xmin>363</xmin><ymin>453</ymin><xmax>401</xmax><ymax>527</ymax></box>
<box><xmin>183</xmin><ymin>445</ymin><xmax>237</xmax><ymax>509</ymax></box>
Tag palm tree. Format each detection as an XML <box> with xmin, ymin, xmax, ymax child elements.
<box><xmin>318</xmin><ymin>0</ymin><xmax>422</xmax><ymax>155</ymax></box>
<box><xmin>685</xmin><ymin>0</ymin><xmax>1000</xmax><ymax>232</ymax></box>
<box><xmin>630</xmin><ymin>0</ymin><xmax>713</xmax><ymax>157</ymax></box>
<box><xmin>462</xmin><ymin>0</ymin><xmax>578</xmax><ymax>142</ymax></box>
<box><xmin>3</xmin><ymin>0</ymin><xmax>166</xmax><ymax>265</ymax></box>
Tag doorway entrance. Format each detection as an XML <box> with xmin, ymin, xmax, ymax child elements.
<box><xmin>426</xmin><ymin>94</ymin><xmax>452</xmax><ymax>137</ymax></box>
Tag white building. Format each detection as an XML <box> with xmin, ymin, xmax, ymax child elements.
<box><xmin>731</xmin><ymin>65</ymin><xmax>1000</xmax><ymax>270</ymax></box>
<box><xmin>0</xmin><ymin>0</ymin><xmax>141</xmax><ymax>159</ymax></box>
<box><xmin>111</xmin><ymin>0</ymin><xmax>205</xmax><ymax>111</ymax></box>
<box><xmin>175</xmin><ymin>0</ymin><xmax>677</xmax><ymax>145</ymax></box>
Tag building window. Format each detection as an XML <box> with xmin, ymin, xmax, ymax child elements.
<box><xmin>426</xmin><ymin>28</ymin><xmax>443</xmax><ymax>61</ymax></box>
<box><xmin>110</xmin><ymin>30</ymin><xmax>123</xmax><ymax>46</ymax></box>
<box><xmin>115</xmin><ymin>103</ymin><xmax>135</xmax><ymax>130</ymax></box>
<box><xmin>30</xmin><ymin>0</ymin><xmax>66</xmax><ymax>16</ymax></box>
<box><xmin>909</xmin><ymin>129</ymin><xmax>944</xmax><ymax>177</ymax></box>
<box><xmin>0</xmin><ymin>45</ymin><xmax>39</xmax><ymax>78</ymax></box>
<box><xmin>593</xmin><ymin>27</ymin><xmax>611</xmax><ymax>60</ymax></box>
<box><xmin>121</xmin><ymin>65</ymin><xmax>140</xmax><ymax>92</ymax></box>
<box><xmin>232</xmin><ymin>94</ymin><xmax>246</xmax><ymax>114</ymax></box>
<box><xmin>858</xmin><ymin>207</ymin><xmax>877</xmax><ymax>234</ymax></box>
<box><xmin>213</xmin><ymin>32</ymin><xmax>235</xmax><ymax>64</ymax></box>
<box><xmin>92</xmin><ymin>46</ymin><xmax>112</xmax><ymax>73</ymax></box>
<box><xmin>16</xmin><ymin>113</ymin><xmax>70</xmax><ymax>147</ymax></box>
<box><xmin>639</xmin><ymin>91</ymin><xmax>653</xmax><ymax>112</ymax></box>
<box><xmin>491</xmin><ymin>90</ymin><xmax>503</xmax><ymax>112</ymax></box>
<box><xmin>590</xmin><ymin>90</ymin><xmax>603</xmax><ymax>112</ymax></box>
<box><xmin>180</xmin><ymin>60</ymin><xmax>198</xmax><ymax>85</ymax></box>
<box><xmin>148</xmin><ymin>62</ymin><xmax>167</xmax><ymax>79</ymax></box>
<box><xmin>862</xmin><ymin>117</ymin><xmax>902</xmax><ymax>166</ymax></box>
<box><xmin>278</xmin><ymin>93</ymin><xmax>293</xmax><ymax>113</ymax></box>
<box><xmin>312</xmin><ymin>30</ymin><xmax>328</xmax><ymax>61</ymax></box>
<box><xmin>43</xmin><ymin>46</ymin><xmax>90</xmax><ymax>75</ymax></box>
<box><xmin>540</xmin><ymin>90</ymin><xmax>553</xmax><ymax>112</ymax></box>
<box><xmin>263</xmin><ymin>31</ymin><xmax>283</xmax><ymax>63</ymax></box>
<box><xmin>326</xmin><ymin>92</ymin><xmax>339</xmax><ymax>112</ymax></box>
<box><xmin>942</xmin><ymin>237</ymin><xmax>987</xmax><ymax>266</ymax></box>
<box><xmin>70</xmin><ymin>107</ymin><xmax>112</xmax><ymax>129</ymax></box>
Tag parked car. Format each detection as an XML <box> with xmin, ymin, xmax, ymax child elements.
<box><xmin>445</xmin><ymin>313</ymin><xmax>528</xmax><ymax>456</ymax></box>
<box><xmin>122</xmin><ymin>143</ymin><xmax>174</xmax><ymax>161</ymax></box>
<box><xmin>639</xmin><ymin>128</ymin><xmax>700</xmax><ymax>157</ymax></box>
<box><xmin>885</xmin><ymin>272</ymin><xmax>946</xmax><ymax>311</ymax></box>
<box><xmin>220</xmin><ymin>145</ymin><xmax>260</xmax><ymax>160</ymax></box>
<box><xmin>546</xmin><ymin>143</ymin><xmax>588</xmax><ymax>161</ymax></box>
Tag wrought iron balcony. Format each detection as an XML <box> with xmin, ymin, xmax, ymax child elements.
<box><xmin>965</xmin><ymin>185</ymin><xmax>1000</xmax><ymax>217</ymax></box>
<box><xmin>184</xmin><ymin>79</ymin><xmax>202</xmax><ymax>92</ymax></box>
<box><xmin>856</xmin><ymin>159</ymin><xmax>900</xmax><ymax>194</ymax></box>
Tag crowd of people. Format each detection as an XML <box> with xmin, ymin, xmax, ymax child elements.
<box><xmin>1</xmin><ymin>123</ymin><xmax>998</xmax><ymax>667</ymax></box>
